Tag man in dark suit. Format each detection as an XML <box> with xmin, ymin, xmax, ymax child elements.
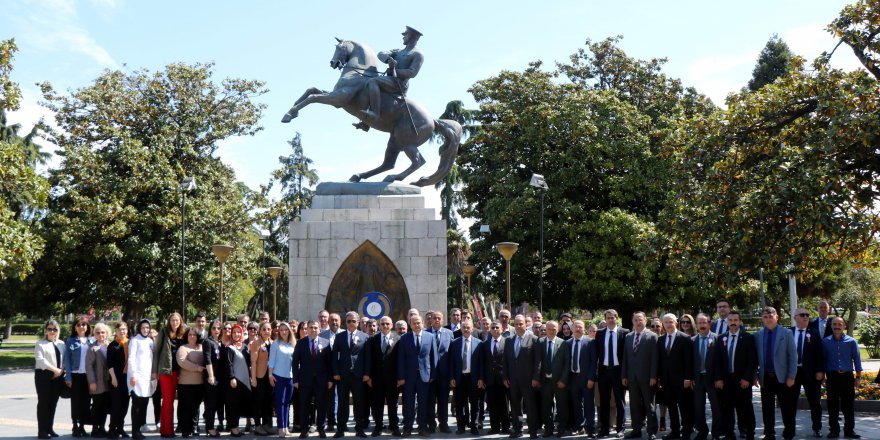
<box><xmin>427</xmin><ymin>311</ymin><xmax>455</xmax><ymax>433</ymax></box>
<box><xmin>364</xmin><ymin>316</ymin><xmax>401</xmax><ymax>437</ymax></box>
<box><xmin>446</xmin><ymin>308</ymin><xmax>463</xmax><ymax>337</ymax></box>
<box><xmin>504</xmin><ymin>314</ymin><xmax>541</xmax><ymax>439</ymax></box>
<box><xmin>712</xmin><ymin>299</ymin><xmax>732</xmax><ymax>337</ymax></box>
<box><xmin>792</xmin><ymin>307</ymin><xmax>824</xmax><ymax>437</ymax></box>
<box><xmin>450</xmin><ymin>320</ymin><xmax>483</xmax><ymax>435</ymax></box>
<box><xmin>293</xmin><ymin>320</ymin><xmax>334</xmax><ymax>438</ymax></box>
<box><xmin>622</xmin><ymin>312</ymin><xmax>659</xmax><ymax>440</ymax></box>
<box><xmin>715</xmin><ymin>310</ymin><xmax>757</xmax><ymax>440</ymax></box>
<box><xmin>690</xmin><ymin>313</ymin><xmax>722</xmax><ymax>440</ymax></box>
<box><xmin>754</xmin><ymin>307</ymin><xmax>797</xmax><ymax>440</ymax></box>
<box><xmin>397</xmin><ymin>314</ymin><xmax>437</xmax><ymax>437</ymax></box>
<box><xmin>535</xmin><ymin>320</ymin><xmax>569</xmax><ymax>438</ymax></box>
<box><xmin>565</xmin><ymin>320</ymin><xmax>597</xmax><ymax>438</ymax></box>
<box><xmin>657</xmin><ymin>313</ymin><xmax>694</xmax><ymax>440</ymax></box>
<box><xmin>808</xmin><ymin>300</ymin><xmax>833</xmax><ymax>339</ymax></box>
<box><xmin>480</xmin><ymin>320</ymin><xmax>510</xmax><ymax>435</ymax></box>
<box><xmin>593</xmin><ymin>309</ymin><xmax>629</xmax><ymax>437</ymax></box>
<box><xmin>332</xmin><ymin>312</ymin><xmax>370</xmax><ymax>438</ymax></box>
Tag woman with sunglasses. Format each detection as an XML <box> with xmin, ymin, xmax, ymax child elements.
<box><xmin>152</xmin><ymin>312</ymin><xmax>186</xmax><ymax>437</ymax></box>
<box><xmin>107</xmin><ymin>321</ymin><xmax>130</xmax><ymax>439</ymax></box>
<box><xmin>128</xmin><ymin>319</ymin><xmax>154</xmax><ymax>440</ymax></box>
<box><xmin>250</xmin><ymin>322</ymin><xmax>275</xmax><ymax>435</ymax></box>
<box><xmin>202</xmin><ymin>320</ymin><xmax>227</xmax><ymax>437</ymax></box>
<box><xmin>86</xmin><ymin>323</ymin><xmax>113</xmax><ymax>437</ymax></box>
<box><xmin>64</xmin><ymin>316</ymin><xmax>94</xmax><ymax>437</ymax></box>
<box><xmin>226</xmin><ymin>325</ymin><xmax>252</xmax><ymax>437</ymax></box>
<box><xmin>269</xmin><ymin>322</ymin><xmax>296</xmax><ymax>437</ymax></box>
<box><xmin>680</xmin><ymin>314</ymin><xmax>696</xmax><ymax>337</ymax></box>
<box><xmin>35</xmin><ymin>319</ymin><xmax>66</xmax><ymax>439</ymax></box>
<box><xmin>177</xmin><ymin>327</ymin><xmax>206</xmax><ymax>438</ymax></box>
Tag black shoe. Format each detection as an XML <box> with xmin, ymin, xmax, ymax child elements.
<box><xmin>318</xmin><ymin>431</ymin><xmax>327</xmax><ymax>439</ymax></box>
<box><xmin>401</xmin><ymin>430</ymin><xmax>411</xmax><ymax>438</ymax></box>
<box><xmin>542</xmin><ymin>431</ymin><xmax>553</xmax><ymax>438</ymax></box>
<box><xmin>556</xmin><ymin>431</ymin><xmax>567</xmax><ymax>438</ymax></box>
<box><xmin>132</xmin><ymin>433</ymin><xmax>145</xmax><ymax>440</ymax></box>
<box><xmin>49</xmin><ymin>431</ymin><xmax>60</xmax><ymax>438</ymax></box>
<box><xmin>72</xmin><ymin>428</ymin><xmax>84</xmax><ymax>438</ymax></box>
<box><xmin>334</xmin><ymin>432</ymin><xmax>345</xmax><ymax>438</ymax></box>
<box><xmin>391</xmin><ymin>431</ymin><xmax>402</xmax><ymax>437</ymax></box>
<box><xmin>624</xmin><ymin>431</ymin><xmax>642</xmax><ymax>439</ymax></box>
<box><xmin>371</xmin><ymin>429</ymin><xmax>382</xmax><ymax>437</ymax></box>
<box><xmin>843</xmin><ymin>433</ymin><xmax>860</xmax><ymax>439</ymax></box>
<box><xmin>813</xmin><ymin>432</ymin><xmax>822</xmax><ymax>438</ymax></box>
<box><xmin>356</xmin><ymin>431</ymin><xmax>368</xmax><ymax>438</ymax></box>
<box><xmin>438</xmin><ymin>425</ymin><xmax>451</xmax><ymax>434</ymax></box>
<box><xmin>827</xmin><ymin>434</ymin><xmax>839</xmax><ymax>439</ymax></box>
<box><xmin>299</xmin><ymin>433</ymin><xmax>308</xmax><ymax>439</ymax></box>
<box><xmin>417</xmin><ymin>431</ymin><xmax>430</xmax><ymax>437</ymax></box>
<box><xmin>510</xmin><ymin>432</ymin><xmax>523</xmax><ymax>438</ymax></box>
<box><xmin>471</xmin><ymin>427</ymin><xmax>480</xmax><ymax>436</ymax></box>
<box><xmin>456</xmin><ymin>428</ymin><xmax>466</xmax><ymax>435</ymax></box>
<box><xmin>663</xmin><ymin>434</ymin><xmax>682</xmax><ymax>440</ymax></box>
<box><xmin>530</xmin><ymin>434</ymin><xmax>538</xmax><ymax>439</ymax></box>
<box><xmin>647</xmin><ymin>435</ymin><xmax>656</xmax><ymax>440</ymax></box>
<box><xmin>39</xmin><ymin>434</ymin><xmax>52</xmax><ymax>439</ymax></box>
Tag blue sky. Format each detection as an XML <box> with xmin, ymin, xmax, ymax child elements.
<box><xmin>2</xmin><ymin>0</ymin><xmax>862</xmax><ymax>218</ymax></box>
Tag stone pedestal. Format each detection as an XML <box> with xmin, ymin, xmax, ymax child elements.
<box><xmin>288</xmin><ymin>182</ymin><xmax>447</xmax><ymax>322</ymax></box>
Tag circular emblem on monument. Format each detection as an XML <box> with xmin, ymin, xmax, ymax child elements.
<box><xmin>358</xmin><ymin>292</ymin><xmax>391</xmax><ymax>319</ymax></box>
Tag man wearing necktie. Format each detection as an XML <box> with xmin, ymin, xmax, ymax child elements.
<box><xmin>503</xmin><ymin>314</ymin><xmax>541</xmax><ymax>439</ymax></box>
<box><xmin>480</xmin><ymin>320</ymin><xmax>510</xmax><ymax>435</ymax></box>
<box><xmin>426</xmin><ymin>311</ymin><xmax>455</xmax><ymax>433</ymax></box>
<box><xmin>791</xmin><ymin>307</ymin><xmax>824</xmax><ymax>438</ymax></box>
<box><xmin>450</xmin><ymin>320</ymin><xmax>483</xmax><ymax>435</ymax></box>
<box><xmin>754</xmin><ymin>307</ymin><xmax>797</xmax><ymax>440</ymax></box>
<box><xmin>594</xmin><ymin>309</ymin><xmax>629</xmax><ymax>437</ymax></box>
<box><xmin>331</xmin><ymin>312</ymin><xmax>369</xmax><ymax>438</ymax></box>
<box><xmin>564</xmin><ymin>320</ymin><xmax>598</xmax><ymax>438</ymax></box>
<box><xmin>714</xmin><ymin>310</ymin><xmax>756</xmax><ymax>440</ymax></box>
<box><xmin>293</xmin><ymin>321</ymin><xmax>334</xmax><ymax>438</ymax></box>
<box><xmin>621</xmin><ymin>312</ymin><xmax>659</xmax><ymax>440</ymax></box>
<box><xmin>809</xmin><ymin>300</ymin><xmax>833</xmax><ymax>338</ymax></box>
<box><xmin>535</xmin><ymin>320</ymin><xmax>570</xmax><ymax>438</ymax></box>
<box><xmin>364</xmin><ymin>316</ymin><xmax>401</xmax><ymax>437</ymax></box>
<box><xmin>657</xmin><ymin>313</ymin><xmax>694</xmax><ymax>440</ymax></box>
<box><xmin>689</xmin><ymin>313</ymin><xmax>721</xmax><ymax>440</ymax></box>
<box><xmin>712</xmin><ymin>299</ymin><xmax>731</xmax><ymax>338</ymax></box>
<box><xmin>396</xmin><ymin>314</ymin><xmax>437</xmax><ymax>437</ymax></box>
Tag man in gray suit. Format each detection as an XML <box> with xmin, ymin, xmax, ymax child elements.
<box><xmin>621</xmin><ymin>312</ymin><xmax>659</xmax><ymax>440</ymax></box>
<box><xmin>754</xmin><ymin>307</ymin><xmax>797</xmax><ymax>440</ymax></box>
<box><xmin>690</xmin><ymin>313</ymin><xmax>722</xmax><ymax>440</ymax></box>
<box><xmin>504</xmin><ymin>314</ymin><xmax>541</xmax><ymax>439</ymax></box>
<box><xmin>535</xmin><ymin>320</ymin><xmax>570</xmax><ymax>438</ymax></box>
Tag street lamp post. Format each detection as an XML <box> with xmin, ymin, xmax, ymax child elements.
<box><xmin>179</xmin><ymin>176</ymin><xmax>196</xmax><ymax>318</ymax></box>
<box><xmin>211</xmin><ymin>244</ymin><xmax>234</xmax><ymax>322</ymax></box>
<box><xmin>257</xmin><ymin>229</ymin><xmax>270</xmax><ymax>314</ymax></box>
<box><xmin>529</xmin><ymin>173</ymin><xmax>548</xmax><ymax>313</ymax></box>
<box><xmin>495</xmin><ymin>242</ymin><xmax>519</xmax><ymax>310</ymax></box>
<box><xmin>267</xmin><ymin>266</ymin><xmax>283</xmax><ymax>321</ymax></box>
<box><xmin>462</xmin><ymin>264</ymin><xmax>476</xmax><ymax>310</ymax></box>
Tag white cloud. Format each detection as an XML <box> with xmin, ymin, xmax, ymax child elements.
<box><xmin>14</xmin><ymin>0</ymin><xmax>117</xmax><ymax>69</ymax></box>
<box><xmin>686</xmin><ymin>52</ymin><xmax>756</xmax><ymax>81</ymax></box>
<box><xmin>781</xmin><ymin>24</ymin><xmax>862</xmax><ymax>72</ymax></box>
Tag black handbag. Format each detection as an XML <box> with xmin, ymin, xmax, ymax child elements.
<box><xmin>56</xmin><ymin>377</ymin><xmax>71</xmax><ymax>399</ymax></box>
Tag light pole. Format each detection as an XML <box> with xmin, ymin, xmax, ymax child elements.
<box><xmin>267</xmin><ymin>266</ymin><xmax>283</xmax><ymax>321</ymax></box>
<box><xmin>257</xmin><ymin>228</ymin><xmax>270</xmax><ymax>314</ymax></box>
<box><xmin>462</xmin><ymin>264</ymin><xmax>476</xmax><ymax>310</ymax></box>
<box><xmin>211</xmin><ymin>244</ymin><xmax>234</xmax><ymax>322</ymax></box>
<box><xmin>529</xmin><ymin>173</ymin><xmax>548</xmax><ymax>313</ymax></box>
<box><xmin>495</xmin><ymin>242</ymin><xmax>519</xmax><ymax>310</ymax></box>
<box><xmin>179</xmin><ymin>176</ymin><xmax>196</xmax><ymax>318</ymax></box>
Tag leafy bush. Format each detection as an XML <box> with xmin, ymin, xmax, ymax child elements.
<box><xmin>857</xmin><ymin>316</ymin><xmax>880</xmax><ymax>359</ymax></box>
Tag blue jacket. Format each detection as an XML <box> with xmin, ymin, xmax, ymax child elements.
<box><xmin>332</xmin><ymin>329</ymin><xmax>369</xmax><ymax>377</ymax></box>
<box><xmin>449</xmin><ymin>335</ymin><xmax>482</xmax><ymax>386</ymax></box>
<box><xmin>397</xmin><ymin>331</ymin><xmax>437</xmax><ymax>383</ymax></box>
<box><xmin>63</xmin><ymin>335</ymin><xmax>94</xmax><ymax>381</ymax></box>
<box><xmin>755</xmin><ymin>325</ymin><xmax>797</xmax><ymax>383</ymax></box>
<box><xmin>428</xmin><ymin>326</ymin><xmax>454</xmax><ymax>379</ymax></box>
<box><xmin>293</xmin><ymin>336</ymin><xmax>332</xmax><ymax>385</ymax></box>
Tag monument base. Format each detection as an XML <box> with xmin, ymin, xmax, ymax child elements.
<box><xmin>288</xmin><ymin>182</ymin><xmax>447</xmax><ymax>322</ymax></box>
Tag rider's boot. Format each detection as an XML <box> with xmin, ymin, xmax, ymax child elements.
<box><xmin>353</xmin><ymin>121</ymin><xmax>370</xmax><ymax>132</ymax></box>
<box><xmin>360</xmin><ymin>107</ymin><xmax>379</xmax><ymax>120</ymax></box>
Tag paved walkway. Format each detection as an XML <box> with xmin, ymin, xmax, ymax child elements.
<box><xmin>1</xmin><ymin>361</ymin><xmax>878</xmax><ymax>440</ymax></box>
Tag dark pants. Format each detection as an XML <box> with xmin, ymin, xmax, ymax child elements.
<box><xmin>369</xmin><ymin>377</ymin><xmax>399</xmax><ymax>432</ymax></box>
<box><xmin>793</xmin><ymin>367</ymin><xmax>822</xmax><ymax>432</ymax></box>
<box><xmin>300</xmin><ymin>378</ymin><xmax>328</xmax><ymax>433</ymax></box>
<box><xmin>252</xmin><ymin>375</ymin><xmax>273</xmax><ymax>428</ymax></box>
<box><xmin>326</xmin><ymin>383</ymin><xmax>337</xmax><ymax>429</ymax></box>
<box><xmin>337</xmin><ymin>372</ymin><xmax>367</xmax><ymax>432</ymax></box>
<box><xmin>35</xmin><ymin>370</ymin><xmax>62</xmax><ymax>436</ymax></box>
<box><xmin>662</xmin><ymin>379</ymin><xmax>693</xmax><ymax>435</ymax></box>
<box><xmin>628</xmin><ymin>378</ymin><xmax>657</xmax><ymax>434</ymax></box>
<box><xmin>539</xmin><ymin>378</ymin><xmax>566</xmax><ymax>433</ymax></box>
<box><xmin>759</xmin><ymin>373</ymin><xmax>795</xmax><ymax>439</ymax></box>
<box><xmin>203</xmin><ymin>381</ymin><xmax>224</xmax><ymax>431</ymax></box>
<box><xmin>486</xmin><ymin>381</ymin><xmax>510</xmax><ymax>432</ymax></box>
<box><xmin>453</xmin><ymin>375</ymin><xmax>479</xmax><ymax>429</ymax></box>
<box><xmin>826</xmin><ymin>372</ymin><xmax>856</xmax><ymax>435</ymax></box>
<box><xmin>131</xmin><ymin>394</ymin><xmax>150</xmax><ymax>434</ymax></box>
<box><xmin>178</xmin><ymin>384</ymin><xmax>204</xmax><ymax>435</ymax></box>
<box><xmin>720</xmin><ymin>375</ymin><xmax>755</xmax><ymax>438</ymax></box>
<box><xmin>568</xmin><ymin>374</ymin><xmax>595</xmax><ymax>432</ymax></box>
<box><xmin>91</xmin><ymin>391</ymin><xmax>110</xmax><ymax>432</ymax></box>
<box><xmin>109</xmin><ymin>378</ymin><xmax>130</xmax><ymax>434</ymax></box>
<box><xmin>151</xmin><ymin>383</ymin><xmax>162</xmax><ymax>425</ymax></box>
<box><xmin>509</xmin><ymin>383</ymin><xmax>539</xmax><ymax>435</ymax></box>
<box><xmin>70</xmin><ymin>373</ymin><xmax>92</xmax><ymax>428</ymax></box>
<box><xmin>598</xmin><ymin>366</ymin><xmax>625</xmax><ymax>433</ymax></box>
<box><xmin>692</xmin><ymin>373</ymin><xmax>720</xmax><ymax>438</ymax></box>
<box><xmin>402</xmin><ymin>378</ymin><xmax>432</xmax><ymax>431</ymax></box>
<box><xmin>430</xmin><ymin>375</ymin><xmax>450</xmax><ymax>429</ymax></box>
<box><xmin>226</xmin><ymin>383</ymin><xmax>252</xmax><ymax>430</ymax></box>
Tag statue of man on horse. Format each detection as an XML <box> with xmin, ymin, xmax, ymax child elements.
<box><xmin>281</xmin><ymin>27</ymin><xmax>461</xmax><ymax>187</ymax></box>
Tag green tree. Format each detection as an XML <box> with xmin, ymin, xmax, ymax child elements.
<box><xmin>446</xmin><ymin>228</ymin><xmax>472</xmax><ymax>309</ymax></box>
<box><xmin>747</xmin><ymin>34</ymin><xmax>796</xmax><ymax>91</ymax></box>
<box><xmin>460</xmin><ymin>37</ymin><xmax>715</xmax><ymax>314</ymax></box>
<box><xmin>36</xmin><ymin>62</ymin><xmax>268</xmax><ymax>321</ymax></box>
<box><xmin>432</xmin><ymin>100</ymin><xmax>478</xmax><ymax>229</ymax></box>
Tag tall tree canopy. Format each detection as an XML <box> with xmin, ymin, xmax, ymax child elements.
<box><xmin>36</xmin><ymin>62</ymin><xmax>269</xmax><ymax>320</ymax></box>
<box><xmin>747</xmin><ymin>34</ymin><xmax>796</xmax><ymax>91</ymax></box>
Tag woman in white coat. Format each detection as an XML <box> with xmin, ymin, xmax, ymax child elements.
<box><xmin>128</xmin><ymin>319</ymin><xmax>154</xmax><ymax>440</ymax></box>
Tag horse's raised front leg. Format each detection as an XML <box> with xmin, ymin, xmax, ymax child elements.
<box><xmin>281</xmin><ymin>87</ymin><xmax>323</xmax><ymax>123</ymax></box>
<box><xmin>350</xmin><ymin>139</ymin><xmax>401</xmax><ymax>182</ymax></box>
<box><xmin>382</xmin><ymin>144</ymin><xmax>425</xmax><ymax>183</ymax></box>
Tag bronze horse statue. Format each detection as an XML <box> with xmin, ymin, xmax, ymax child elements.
<box><xmin>281</xmin><ymin>39</ymin><xmax>462</xmax><ymax>187</ymax></box>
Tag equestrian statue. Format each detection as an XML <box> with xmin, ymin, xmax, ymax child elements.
<box><xmin>281</xmin><ymin>26</ymin><xmax>462</xmax><ymax>187</ymax></box>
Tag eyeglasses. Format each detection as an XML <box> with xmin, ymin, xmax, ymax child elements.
<box><xmin>46</xmin><ymin>328</ymin><xmax>58</xmax><ymax>332</ymax></box>
<box><xmin>681</xmin><ymin>321</ymin><xmax>692</xmax><ymax>325</ymax></box>
<box><xmin>76</xmin><ymin>323</ymin><xmax>88</xmax><ymax>327</ymax></box>
<box><xmin>347</xmin><ymin>320</ymin><xmax>357</xmax><ymax>323</ymax></box>
<box><xmin>796</xmin><ymin>313</ymin><xmax>810</xmax><ymax>318</ymax></box>
<box><xmin>211</xmin><ymin>326</ymin><xmax>221</xmax><ymax>330</ymax></box>
<box><xmin>651</xmin><ymin>325</ymin><xmax>661</xmax><ymax>328</ymax></box>
<box><xmin>381</xmin><ymin>322</ymin><xmax>392</xmax><ymax>326</ymax></box>
<box><xmin>223</xmin><ymin>327</ymin><xmax>232</xmax><ymax>331</ymax></box>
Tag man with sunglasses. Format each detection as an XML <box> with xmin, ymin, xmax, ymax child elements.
<box><xmin>792</xmin><ymin>308</ymin><xmax>824</xmax><ymax>438</ymax></box>
<box><xmin>332</xmin><ymin>312</ymin><xmax>369</xmax><ymax>438</ymax></box>
<box><xmin>427</xmin><ymin>311</ymin><xmax>454</xmax><ymax>433</ymax></box>
<box><xmin>365</xmin><ymin>317</ymin><xmax>402</xmax><ymax>437</ymax></box>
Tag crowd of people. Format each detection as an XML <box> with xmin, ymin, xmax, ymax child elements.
<box><xmin>32</xmin><ymin>300</ymin><xmax>873</xmax><ymax>440</ymax></box>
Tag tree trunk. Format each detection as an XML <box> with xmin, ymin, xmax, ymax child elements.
<box><xmin>3</xmin><ymin>320</ymin><xmax>11</xmax><ymax>340</ymax></box>
<box><xmin>846</xmin><ymin>307</ymin><xmax>857</xmax><ymax>337</ymax></box>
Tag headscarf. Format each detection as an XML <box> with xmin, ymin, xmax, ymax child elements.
<box><xmin>136</xmin><ymin>319</ymin><xmax>152</xmax><ymax>339</ymax></box>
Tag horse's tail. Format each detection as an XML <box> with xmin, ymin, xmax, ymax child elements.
<box><xmin>410</xmin><ymin>118</ymin><xmax>463</xmax><ymax>187</ymax></box>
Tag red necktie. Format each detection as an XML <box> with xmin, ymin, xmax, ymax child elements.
<box><xmin>311</xmin><ymin>340</ymin><xmax>317</xmax><ymax>358</ymax></box>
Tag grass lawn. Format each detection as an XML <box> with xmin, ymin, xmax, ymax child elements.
<box><xmin>0</xmin><ymin>350</ymin><xmax>34</xmax><ymax>369</ymax></box>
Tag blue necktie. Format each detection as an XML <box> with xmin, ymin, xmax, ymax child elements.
<box><xmin>727</xmin><ymin>334</ymin><xmax>736</xmax><ymax>373</ymax></box>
